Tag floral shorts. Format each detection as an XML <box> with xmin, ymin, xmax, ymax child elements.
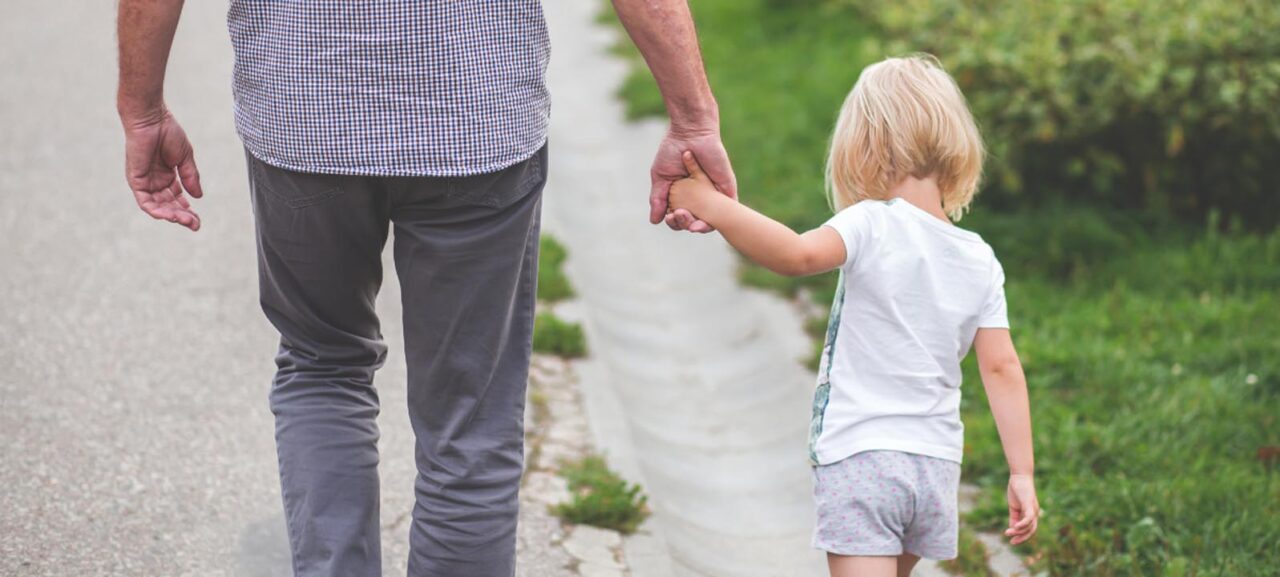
<box><xmin>812</xmin><ymin>450</ymin><xmax>961</xmax><ymax>560</ymax></box>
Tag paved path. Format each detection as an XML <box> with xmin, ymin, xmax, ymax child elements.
<box><xmin>0</xmin><ymin>1</ymin><xmax>423</xmax><ymax>575</ymax></box>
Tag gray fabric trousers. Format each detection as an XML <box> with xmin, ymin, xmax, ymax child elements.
<box><xmin>245</xmin><ymin>145</ymin><xmax>547</xmax><ymax>577</ymax></box>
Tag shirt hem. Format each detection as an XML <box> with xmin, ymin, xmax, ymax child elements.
<box><xmin>237</xmin><ymin>134</ymin><xmax>549</xmax><ymax>178</ymax></box>
<box><xmin>814</xmin><ymin>438</ymin><xmax>963</xmax><ymax>466</ymax></box>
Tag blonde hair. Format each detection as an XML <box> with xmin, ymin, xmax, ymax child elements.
<box><xmin>825</xmin><ymin>54</ymin><xmax>984</xmax><ymax>220</ymax></box>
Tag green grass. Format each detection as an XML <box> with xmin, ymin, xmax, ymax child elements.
<box><xmin>553</xmin><ymin>455</ymin><xmax>651</xmax><ymax>534</ymax></box>
<box><xmin>533</xmin><ymin>312</ymin><xmax>587</xmax><ymax>358</ymax></box>
<box><xmin>940</xmin><ymin>526</ymin><xmax>995</xmax><ymax>577</ymax></box>
<box><xmin>538</xmin><ymin>235</ymin><xmax>575</xmax><ymax>303</ymax></box>
<box><xmin>957</xmin><ymin>231</ymin><xmax>1280</xmax><ymax>575</ymax></box>
<box><xmin>604</xmin><ymin>0</ymin><xmax>1280</xmax><ymax>574</ymax></box>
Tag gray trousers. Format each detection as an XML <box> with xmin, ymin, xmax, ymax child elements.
<box><xmin>246</xmin><ymin>145</ymin><xmax>547</xmax><ymax>577</ymax></box>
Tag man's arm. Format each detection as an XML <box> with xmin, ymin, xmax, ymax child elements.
<box><xmin>611</xmin><ymin>0</ymin><xmax>735</xmax><ymax>233</ymax></box>
<box><xmin>974</xmin><ymin>328</ymin><xmax>1039</xmax><ymax>545</ymax></box>
<box><xmin>118</xmin><ymin>0</ymin><xmax>203</xmax><ymax>231</ymax></box>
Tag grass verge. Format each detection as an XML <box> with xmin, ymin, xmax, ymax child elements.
<box><xmin>940</xmin><ymin>526</ymin><xmax>995</xmax><ymax>577</ymax></box>
<box><xmin>553</xmin><ymin>455</ymin><xmax>651</xmax><ymax>535</ymax></box>
<box><xmin>533</xmin><ymin>312</ymin><xmax>587</xmax><ymax>358</ymax></box>
<box><xmin>538</xmin><ymin>235</ymin><xmax>575</xmax><ymax>303</ymax></box>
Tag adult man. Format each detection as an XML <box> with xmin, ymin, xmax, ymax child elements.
<box><xmin>116</xmin><ymin>1</ymin><xmax>734</xmax><ymax>575</ymax></box>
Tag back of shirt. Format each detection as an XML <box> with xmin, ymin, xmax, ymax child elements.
<box><xmin>227</xmin><ymin>0</ymin><xmax>551</xmax><ymax>177</ymax></box>
<box><xmin>808</xmin><ymin>199</ymin><xmax>1007</xmax><ymax>465</ymax></box>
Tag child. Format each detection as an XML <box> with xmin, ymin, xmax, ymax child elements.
<box><xmin>667</xmin><ymin>55</ymin><xmax>1038</xmax><ymax>577</ymax></box>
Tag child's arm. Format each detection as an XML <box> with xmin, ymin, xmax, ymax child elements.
<box><xmin>668</xmin><ymin>152</ymin><xmax>845</xmax><ymax>277</ymax></box>
<box><xmin>973</xmin><ymin>327</ymin><xmax>1039</xmax><ymax>545</ymax></box>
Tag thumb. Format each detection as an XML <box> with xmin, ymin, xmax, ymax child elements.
<box><xmin>681</xmin><ymin>151</ymin><xmax>708</xmax><ymax>182</ymax></box>
<box><xmin>178</xmin><ymin>153</ymin><xmax>203</xmax><ymax>199</ymax></box>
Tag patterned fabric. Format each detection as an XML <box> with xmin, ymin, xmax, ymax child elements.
<box><xmin>227</xmin><ymin>0</ymin><xmax>551</xmax><ymax>177</ymax></box>
<box><xmin>812</xmin><ymin>450</ymin><xmax>961</xmax><ymax>560</ymax></box>
<box><xmin>808</xmin><ymin>271</ymin><xmax>846</xmax><ymax>465</ymax></box>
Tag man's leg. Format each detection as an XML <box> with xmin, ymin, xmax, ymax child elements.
<box><xmin>390</xmin><ymin>146</ymin><xmax>547</xmax><ymax>577</ymax></box>
<box><xmin>247</xmin><ymin>152</ymin><xmax>391</xmax><ymax>577</ymax></box>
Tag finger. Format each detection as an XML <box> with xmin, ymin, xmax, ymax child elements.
<box><xmin>185</xmin><ymin>211</ymin><xmax>201</xmax><ymax>231</ymax></box>
<box><xmin>138</xmin><ymin>193</ymin><xmax>201</xmax><ymax>231</ymax></box>
<box><xmin>690</xmin><ymin>141</ymin><xmax>738</xmax><ymax>199</ymax></box>
<box><xmin>650</xmin><ymin>176</ymin><xmax>669</xmax><ymax>225</ymax></box>
<box><xmin>681</xmin><ymin>151</ymin><xmax>708</xmax><ymax>181</ymax></box>
<box><xmin>173</xmin><ymin>209</ymin><xmax>198</xmax><ymax>231</ymax></box>
<box><xmin>672</xmin><ymin>209</ymin><xmax>695</xmax><ymax>229</ymax></box>
<box><xmin>1005</xmin><ymin>504</ymin><xmax>1037</xmax><ymax>537</ymax></box>
<box><xmin>178</xmin><ymin>153</ymin><xmax>203</xmax><ymax>199</ymax></box>
<box><xmin>1011</xmin><ymin>522</ymin><xmax>1037</xmax><ymax>545</ymax></box>
<box><xmin>664</xmin><ymin>212</ymin><xmax>683</xmax><ymax>231</ymax></box>
<box><xmin>166</xmin><ymin>180</ymin><xmax>192</xmax><ymax>210</ymax></box>
<box><xmin>687</xmin><ymin>220</ymin><xmax>714</xmax><ymax>234</ymax></box>
<box><xmin>1017</xmin><ymin>503</ymin><xmax>1039</xmax><ymax>530</ymax></box>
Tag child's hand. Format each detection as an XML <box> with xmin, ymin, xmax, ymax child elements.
<box><xmin>1005</xmin><ymin>473</ymin><xmax>1040</xmax><ymax>545</ymax></box>
<box><xmin>668</xmin><ymin>151</ymin><xmax>722</xmax><ymax>217</ymax></box>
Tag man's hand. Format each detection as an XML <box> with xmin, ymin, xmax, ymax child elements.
<box><xmin>122</xmin><ymin>109</ymin><xmax>203</xmax><ymax>231</ymax></box>
<box><xmin>1005</xmin><ymin>473</ymin><xmax>1040</xmax><ymax>545</ymax></box>
<box><xmin>650</xmin><ymin>128</ymin><xmax>736</xmax><ymax>233</ymax></box>
<box><xmin>610</xmin><ymin>0</ymin><xmax>733</xmax><ymax>233</ymax></box>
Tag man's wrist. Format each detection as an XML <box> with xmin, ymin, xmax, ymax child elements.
<box><xmin>667</xmin><ymin>96</ymin><xmax>719</xmax><ymax>137</ymax></box>
<box><xmin>117</xmin><ymin>94</ymin><xmax>168</xmax><ymax>127</ymax></box>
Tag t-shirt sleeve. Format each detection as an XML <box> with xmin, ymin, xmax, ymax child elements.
<box><xmin>821</xmin><ymin>202</ymin><xmax>876</xmax><ymax>268</ymax></box>
<box><xmin>978</xmin><ymin>258</ymin><xmax>1010</xmax><ymax>328</ymax></box>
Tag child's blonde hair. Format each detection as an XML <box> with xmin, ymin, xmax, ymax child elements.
<box><xmin>826</xmin><ymin>54</ymin><xmax>984</xmax><ymax>220</ymax></box>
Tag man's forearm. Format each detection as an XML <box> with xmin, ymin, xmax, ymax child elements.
<box><xmin>117</xmin><ymin>0</ymin><xmax>185</xmax><ymax>122</ymax></box>
<box><xmin>611</xmin><ymin>0</ymin><xmax>717</xmax><ymax>131</ymax></box>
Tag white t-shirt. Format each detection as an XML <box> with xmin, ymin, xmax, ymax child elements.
<box><xmin>808</xmin><ymin>199</ymin><xmax>1008</xmax><ymax>465</ymax></box>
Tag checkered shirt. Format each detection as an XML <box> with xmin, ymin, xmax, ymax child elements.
<box><xmin>227</xmin><ymin>1</ymin><xmax>550</xmax><ymax>177</ymax></box>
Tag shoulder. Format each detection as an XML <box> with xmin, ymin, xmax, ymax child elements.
<box><xmin>827</xmin><ymin>200</ymin><xmax>892</xmax><ymax>230</ymax></box>
<box><xmin>980</xmin><ymin>242</ymin><xmax>1005</xmax><ymax>281</ymax></box>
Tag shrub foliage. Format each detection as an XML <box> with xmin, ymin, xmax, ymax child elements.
<box><xmin>842</xmin><ymin>0</ymin><xmax>1280</xmax><ymax>228</ymax></box>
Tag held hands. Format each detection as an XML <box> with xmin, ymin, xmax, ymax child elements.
<box><xmin>667</xmin><ymin>151</ymin><xmax>722</xmax><ymax>222</ymax></box>
<box><xmin>121</xmin><ymin>107</ymin><xmax>203</xmax><ymax>231</ymax></box>
<box><xmin>650</xmin><ymin>129</ymin><xmax>736</xmax><ymax>233</ymax></box>
<box><xmin>1005</xmin><ymin>473</ymin><xmax>1040</xmax><ymax>545</ymax></box>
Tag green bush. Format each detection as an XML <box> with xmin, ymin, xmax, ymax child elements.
<box><xmin>532</xmin><ymin>312</ymin><xmax>587</xmax><ymax>358</ymax></box>
<box><xmin>841</xmin><ymin>0</ymin><xmax>1280</xmax><ymax>228</ymax></box>
<box><xmin>538</xmin><ymin>235</ymin><xmax>575</xmax><ymax>303</ymax></box>
<box><xmin>553</xmin><ymin>455</ymin><xmax>650</xmax><ymax>534</ymax></box>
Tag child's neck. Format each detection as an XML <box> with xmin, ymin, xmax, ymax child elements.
<box><xmin>889</xmin><ymin>176</ymin><xmax>950</xmax><ymax>223</ymax></box>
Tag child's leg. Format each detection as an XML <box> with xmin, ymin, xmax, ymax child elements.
<box><xmin>827</xmin><ymin>554</ymin><xmax>896</xmax><ymax>577</ymax></box>
<box><xmin>895</xmin><ymin>553</ymin><xmax>920</xmax><ymax>577</ymax></box>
